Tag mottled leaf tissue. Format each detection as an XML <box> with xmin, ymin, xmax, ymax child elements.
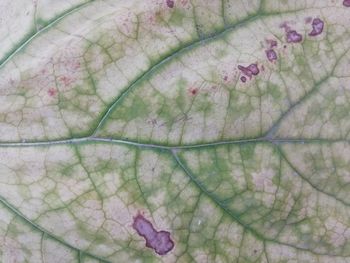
<box><xmin>0</xmin><ymin>0</ymin><xmax>350</xmax><ymax>262</ymax></box>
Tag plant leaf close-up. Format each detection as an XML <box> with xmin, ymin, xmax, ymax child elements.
<box><xmin>1</xmin><ymin>0</ymin><xmax>350</xmax><ymax>262</ymax></box>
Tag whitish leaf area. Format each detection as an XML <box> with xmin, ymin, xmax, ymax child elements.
<box><xmin>1</xmin><ymin>0</ymin><xmax>350</xmax><ymax>262</ymax></box>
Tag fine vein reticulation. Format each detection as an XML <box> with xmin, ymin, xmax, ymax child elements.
<box><xmin>1</xmin><ymin>0</ymin><xmax>350</xmax><ymax>262</ymax></box>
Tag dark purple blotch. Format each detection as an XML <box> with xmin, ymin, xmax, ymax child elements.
<box><xmin>286</xmin><ymin>30</ymin><xmax>303</xmax><ymax>43</ymax></box>
<box><xmin>166</xmin><ymin>0</ymin><xmax>175</xmax><ymax>8</ymax></box>
<box><xmin>247</xmin><ymin>64</ymin><xmax>259</xmax><ymax>75</ymax></box>
<box><xmin>344</xmin><ymin>0</ymin><xmax>350</xmax><ymax>7</ymax></box>
<box><xmin>238</xmin><ymin>64</ymin><xmax>260</xmax><ymax>79</ymax></box>
<box><xmin>265</xmin><ymin>49</ymin><xmax>278</xmax><ymax>62</ymax></box>
<box><xmin>240</xmin><ymin>76</ymin><xmax>247</xmax><ymax>83</ymax></box>
<box><xmin>132</xmin><ymin>214</ymin><xmax>174</xmax><ymax>255</ymax></box>
<box><xmin>238</xmin><ymin>65</ymin><xmax>252</xmax><ymax>78</ymax></box>
<box><xmin>309</xmin><ymin>18</ymin><xmax>324</xmax><ymax>36</ymax></box>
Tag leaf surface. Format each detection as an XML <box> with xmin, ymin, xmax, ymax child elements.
<box><xmin>1</xmin><ymin>0</ymin><xmax>350</xmax><ymax>262</ymax></box>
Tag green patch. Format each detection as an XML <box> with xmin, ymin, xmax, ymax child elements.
<box><xmin>169</xmin><ymin>10</ymin><xmax>185</xmax><ymax>26</ymax></box>
<box><xmin>266</xmin><ymin>83</ymin><xmax>282</xmax><ymax>100</ymax></box>
<box><xmin>240</xmin><ymin>144</ymin><xmax>256</xmax><ymax>160</ymax></box>
<box><xmin>117</xmin><ymin>96</ymin><xmax>150</xmax><ymax>121</ymax></box>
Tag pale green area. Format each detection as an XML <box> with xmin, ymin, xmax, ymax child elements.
<box><xmin>0</xmin><ymin>0</ymin><xmax>350</xmax><ymax>262</ymax></box>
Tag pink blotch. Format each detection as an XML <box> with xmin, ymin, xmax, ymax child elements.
<box><xmin>344</xmin><ymin>0</ymin><xmax>350</xmax><ymax>7</ymax></box>
<box><xmin>59</xmin><ymin>76</ymin><xmax>75</xmax><ymax>87</ymax></box>
<box><xmin>48</xmin><ymin>88</ymin><xmax>57</xmax><ymax>97</ymax></box>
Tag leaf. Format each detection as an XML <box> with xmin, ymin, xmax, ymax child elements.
<box><xmin>0</xmin><ymin>0</ymin><xmax>350</xmax><ymax>262</ymax></box>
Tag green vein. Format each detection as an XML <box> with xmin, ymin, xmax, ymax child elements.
<box><xmin>0</xmin><ymin>194</ymin><xmax>110</xmax><ymax>263</ymax></box>
<box><xmin>0</xmin><ymin>0</ymin><xmax>95</xmax><ymax>68</ymax></box>
<box><xmin>91</xmin><ymin>13</ymin><xmax>262</xmax><ymax>135</ymax></box>
<box><xmin>171</xmin><ymin>150</ymin><xmax>345</xmax><ymax>257</ymax></box>
<box><xmin>265</xmin><ymin>46</ymin><xmax>350</xmax><ymax>139</ymax></box>
<box><xmin>278</xmin><ymin>146</ymin><xmax>350</xmax><ymax>207</ymax></box>
<box><xmin>0</xmin><ymin>136</ymin><xmax>350</xmax><ymax>150</ymax></box>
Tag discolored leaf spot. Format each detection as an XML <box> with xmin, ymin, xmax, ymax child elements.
<box><xmin>247</xmin><ymin>64</ymin><xmax>259</xmax><ymax>75</ymax></box>
<box><xmin>309</xmin><ymin>18</ymin><xmax>324</xmax><ymax>36</ymax></box>
<box><xmin>238</xmin><ymin>65</ymin><xmax>252</xmax><ymax>78</ymax></box>
<box><xmin>238</xmin><ymin>64</ymin><xmax>259</xmax><ymax>80</ymax></box>
<box><xmin>265</xmin><ymin>49</ymin><xmax>278</xmax><ymax>62</ymax></box>
<box><xmin>3</xmin><ymin>1</ymin><xmax>350</xmax><ymax>262</ymax></box>
<box><xmin>286</xmin><ymin>30</ymin><xmax>303</xmax><ymax>43</ymax></box>
<box><xmin>344</xmin><ymin>0</ymin><xmax>350</xmax><ymax>7</ymax></box>
<box><xmin>266</xmin><ymin>39</ymin><xmax>278</xmax><ymax>48</ymax></box>
<box><xmin>166</xmin><ymin>0</ymin><xmax>175</xmax><ymax>8</ymax></box>
<box><xmin>48</xmin><ymin>88</ymin><xmax>57</xmax><ymax>97</ymax></box>
<box><xmin>189</xmin><ymin>87</ymin><xmax>198</xmax><ymax>96</ymax></box>
<box><xmin>132</xmin><ymin>213</ymin><xmax>174</xmax><ymax>255</ymax></box>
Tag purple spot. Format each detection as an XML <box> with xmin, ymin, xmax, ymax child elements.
<box><xmin>166</xmin><ymin>0</ymin><xmax>175</xmax><ymax>8</ymax></box>
<box><xmin>247</xmin><ymin>64</ymin><xmax>259</xmax><ymax>75</ymax></box>
<box><xmin>148</xmin><ymin>231</ymin><xmax>174</xmax><ymax>255</ymax></box>
<box><xmin>286</xmin><ymin>30</ymin><xmax>303</xmax><ymax>43</ymax></box>
<box><xmin>132</xmin><ymin>214</ymin><xmax>174</xmax><ymax>255</ymax></box>
<box><xmin>270</xmin><ymin>40</ymin><xmax>278</xmax><ymax>48</ymax></box>
<box><xmin>266</xmin><ymin>39</ymin><xmax>278</xmax><ymax>48</ymax></box>
<box><xmin>238</xmin><ymin>64</ymin><xmax>260</xmax><ymax>81</ymax></box>
<box><xmin>238</xmin><ymin>65</ymin><xmax>252</xmax><ymax>78</ymax></box>
<box><xmin>344</xmin><ymin>0</ymin><xmax>350</xmax><ymax>7</ymax></box>
<box><xmin>265</xmin><ymin>49</ymin><xmax>278</xmax><ymax>62</ymax></box>
<box><xmin>308</xmin><ymin>18</ymin><xmax>324</xmax><ymax>36</ymax></box>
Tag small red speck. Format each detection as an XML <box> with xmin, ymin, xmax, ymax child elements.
<box><xmin>240</xmin><ymin>76</ymin><xmax>247</xmax><ymax>83</ymax></box>
<box><xmin>223</xmin><ymin>76</ymin><xmax>228</xmax><ymax>81</ymax></box>
<box><xmin>190</xmin><ymin>88</ymin><xmax>198</xmax><ymax>95</ymax></box>
<box><xmin>59</xmin><ymin>76</ymin><xmax>74</xmax><ymax>86</ymax></box>
<box><xmin>48</xmin><ymin>88</ymin><xmax>57</xmax><ymax>97</ymax></box>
